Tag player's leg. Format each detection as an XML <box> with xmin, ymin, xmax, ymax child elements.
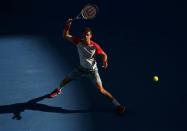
<box><xmin>95</xmin><ymin>82</ymin><xmax>114</xmax><ymax>101</ymax></box>
<box><xmin>95</xmin><ymin>83</ymin><xmax>125</xmax><ymax>114</ymax></box>
<box><xmin>48</xmin><ymin>68</ymin><xmax>82</xmax><ymax>98</ymax></box>
<box><xmin>59</xmin><ymin>77</ymin><xmax>73</xmax><ymax>89</ymax></box>
<box><xmin>91</xmin><ymin>70</ymin><xmax>126</xmax><ymax>114</ymax></box>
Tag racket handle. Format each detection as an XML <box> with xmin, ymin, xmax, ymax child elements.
<box><xmin>73</xmin><ymin>16</ymin><xmax>80</xmax><ymax>20</ymax></box>
<box><xmin>73</xmin><ymin>13</ymin><xmax>82</xmax><ymax>20</ymax></box>
<box><xmin>72</xmin><ymin>17</ymin><xmax>77</xmax><ymax>21</ymax></box>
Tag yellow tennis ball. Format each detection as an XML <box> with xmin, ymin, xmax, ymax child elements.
<box><xmin>153</xmin><ymin>76</ymin><xmax>159</xmax><ymax>82</ymax></box>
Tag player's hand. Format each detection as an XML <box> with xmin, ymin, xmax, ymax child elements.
<box><xmin>66</xmin><ymin>18</ymin><xmax>73</xmax><ymax>26</ymax></box>
<box><xmin>102</xmin><ymin>61</ymin><xmax>108</xmax><ymax>69</ymax></box>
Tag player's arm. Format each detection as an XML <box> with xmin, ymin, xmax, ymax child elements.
<box><xmin>93</xmin><ymin>42</ymin><xmax>108</xmax><ymax>69</ymax></box>
<box><xmin>100</xmin><ymin>51</ymin><xmax>108</xmax><ymax>69</ymax></box>
<box><xmin>63</xmin><ymin>19</ymin><xmax>78</xmax><ymax>44</ymax></box>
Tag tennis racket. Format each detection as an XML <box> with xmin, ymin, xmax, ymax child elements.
<box><xmin>73</xmin><ymin>4</ymin><xmax>99</xmax><ymax>20</ymax></box>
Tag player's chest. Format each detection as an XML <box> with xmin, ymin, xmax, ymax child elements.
<box><xmin>78</xmin><ymin>44</ymin><xmax>96</xmax><ymax>55</ymax></box>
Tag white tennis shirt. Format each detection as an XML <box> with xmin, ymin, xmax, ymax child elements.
<box><xmin>73</xmin><ymin>37</ymin><xmax>104</xmax><ymax>70</ymax></box>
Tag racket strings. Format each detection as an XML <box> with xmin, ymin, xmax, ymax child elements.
<box><xmin>82</xmin><ymin>5</ymin><xmax>98</xmax><ymax>19</ymax></box>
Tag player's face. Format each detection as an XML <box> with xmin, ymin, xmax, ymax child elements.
<box><xmin>83</xmin><ymin>31</ymin><xmax>92</xmax><ymax>41</ymax></box>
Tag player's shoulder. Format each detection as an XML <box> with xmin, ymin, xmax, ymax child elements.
<box><xmin>91</xmin><ymin>40</ymin><xmax>104</xmax><ymax>54</ymax></box>
<box><xmin>91</xmin><ymin>40</ymin><xmax>100</xmax><ymax>46</ymax></box>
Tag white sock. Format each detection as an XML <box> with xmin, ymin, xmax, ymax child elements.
<box><xmin>112</xmin><ymin>99</ymin><xmax>121</xmax><ymax>107</ymax></box>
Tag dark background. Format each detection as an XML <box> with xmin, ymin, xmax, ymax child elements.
<box><xmin>0</xmin><ymin>0</ymin><xmax>186</xmax><ymax>130</ymax></box>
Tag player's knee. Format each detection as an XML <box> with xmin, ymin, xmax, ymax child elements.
<box><xmin>98</xmin><ymin>87</ymin><xmax>105</xmax><ymax>94</ymax></box>
<box><xmin>96</xmin><ymin>83</ymin><xmax>105</xmax><ymax>93</ymax></box>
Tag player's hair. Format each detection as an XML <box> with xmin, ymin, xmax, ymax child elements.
<box><xmin>83</xmin><ymin>27</ymin><xmax>93</xmax><ymax>34</ymax></box>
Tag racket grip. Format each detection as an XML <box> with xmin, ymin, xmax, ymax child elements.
<box><xmin>73</xmin><ymin>13</ymin><xmax>82</xmax><ymax>20</ymax></box>
<box><xmin>73</xmin><ymin>16</ymin><xmax>80</xmax><ymax>20</ymax></box>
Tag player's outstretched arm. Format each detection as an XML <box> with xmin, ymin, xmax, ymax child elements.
<box><xmin>63</xmin><ymin>19</ymin><xmax>75</xmax><ymax>43</ymax></box>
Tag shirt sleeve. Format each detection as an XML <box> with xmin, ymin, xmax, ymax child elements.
<box><xmin>91</xmin><ymin>41</ymin><xmax>104</xmax><ymax>55</ymax></box>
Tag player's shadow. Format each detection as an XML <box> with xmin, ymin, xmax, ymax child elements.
<box><xmin>0</xmin><ymin>94</ymin><xmax>113</xmax><ymax>120</ymax></box>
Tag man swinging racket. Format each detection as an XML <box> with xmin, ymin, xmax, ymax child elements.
<box><xmin>49</xmin><ymin>4</ymin><xmax>125</xmax><ymax>114</ymax></box>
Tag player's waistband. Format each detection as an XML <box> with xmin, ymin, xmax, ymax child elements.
<box><xmin>76</xmin><ymin>65</ymin><xmax>97</xmax><ymax>74</ymax></box>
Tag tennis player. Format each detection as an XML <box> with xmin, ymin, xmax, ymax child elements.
<box><xmin>49</xmin><ymin>19</ymin><xmax>125</xmax><ymax>114</ymax></box>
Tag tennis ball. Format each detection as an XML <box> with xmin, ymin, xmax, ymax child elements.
<box><xmin>153</xmin><ymin>75</ymin><xmax>159</xmax><ymax>82</ymax></box>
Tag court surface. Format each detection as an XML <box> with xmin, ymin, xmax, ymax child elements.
<box><xmin>0</xmin><ymin>36</ymin><xmax>185</xmax><ymax>131</ymax></box>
